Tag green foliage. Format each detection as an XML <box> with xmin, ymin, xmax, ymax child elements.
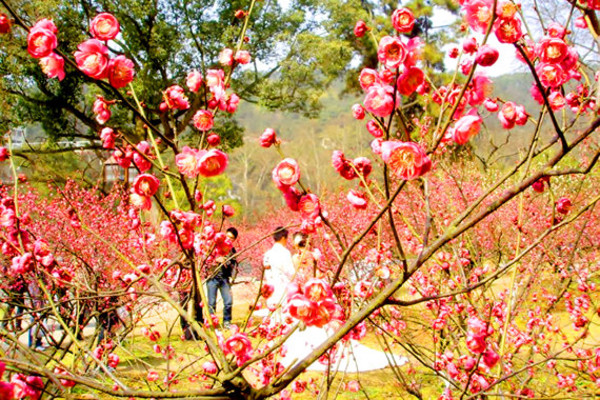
<box><xmin>0</xmin><ymin>0</ymin><xmax>466</xmax><ymax>151</ymax></box>
<box><xmin>12</xmin><ymin>145</ymin><xmax>104</xmax><ymax>195</ymax></box>
<box><xmin>0</xmin><ymin>0</ymin><xmax>370</xmax><ymax>147</ymax></box>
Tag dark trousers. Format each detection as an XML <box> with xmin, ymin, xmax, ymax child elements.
<box><xmin>180</xmin><ymin>290</ymin><xmax>204</xmax><ymax>340</ymax></box>
<box><xmin>98</xmin><ymin>309</ymin><xmax>119</xmax><ymax>342</ymax></box>
<box><xmin>207</xmin><ymin>278</ymin><xmax>232</xmax><ymax>323</ymax></box>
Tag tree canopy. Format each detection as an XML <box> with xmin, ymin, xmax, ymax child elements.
<box><xmin>0</xmin><ymin>0</ymin><xmax>459</xmax><ymax>150</ymax></box>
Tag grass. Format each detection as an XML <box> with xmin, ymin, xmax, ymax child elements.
<box><xmin>93</xmin><ymin>295</ymin><xmax>422</xmax><ymax>399</ymax></box>
<box><xmin>12</xmin><ymin>276</ymin><xmax>600</xmax><ymax>399</ymax></box>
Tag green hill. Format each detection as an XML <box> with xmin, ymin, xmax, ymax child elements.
<box><xmin>229</xmin><ymin>72</ymin><xmax>561</xmax><ymax>213</ymax></box>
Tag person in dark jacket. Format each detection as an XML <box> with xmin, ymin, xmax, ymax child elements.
<box><xmin>207</xmin><ymin>227</ymin><xmax>238</xmax><ymax>328</ymax></box>
<box><xmin>179</xmin><ymin>284</ymin><xmax>204</xmax><ymax>340</ymax></box>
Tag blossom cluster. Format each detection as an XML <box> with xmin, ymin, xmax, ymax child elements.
<box><xmin>222</xmin><ymin>332</ymin><xmax>254</xmax><ymax>366</ymax></box>
<box><xmin>285</xmin><ymin>279</ymin><xmax>342</xmax><ymax>328</ymax></box>
<box><xmin>350</xmin><ymin>9</ymin><xmax>434</xmax><ymax>187</ymax></box>
<box><xmin>159</xmin><ymin>209</ymin><xmax>233</xmax><ymax>262</ymax></box>
<box><xmin>24</xmin><ymin>13</ymin><xmax>134</xmax><ymax>86</ymax></box>
<box><xmin>457</xmin><ymin>0</ymin><xmax>595</xmax><ymax>124</ymax></box>
<box><xmin>19</xmin><ymin>12</ymin><xmax>238</xmax><ymax>218</ymax></box>
<box><xmin>0</xmin><ymin>362</ymin><xmax>43</xmax><ymax>400</ymax></box>
<box><xmin>0</xmin><ymin>191</ymin><xmax>62</xmax><ymax>279</ymax></box>
<box><xmin>268</xmin><ymin>143</ymin><xmax>324</xmax><ymax>233</ymax></box>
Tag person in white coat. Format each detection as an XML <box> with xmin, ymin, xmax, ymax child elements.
<box><xmin>262</xmin><ymin>227</ymin><xmax>295</xmax><ymax>311</ymax></box>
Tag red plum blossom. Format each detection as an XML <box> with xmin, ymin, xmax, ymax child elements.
<box><xmin>391</xmin><ymin>8</ymin><xmax>415</xmax><ymax>33</ymax></box>
<box><xmin>193</xmin><ymin>110</ymin><xmax>214</xmax><ymax>131</ymax></box>
<box><xmin>198</xmin><ymin>149</ymin><xmax>228</xmax><ymax>177</ymax></box>
<box><xmin>27</xmin><ymin>19</ymin><xmax>58</xmax><ymax>58</ymax></box>
<box><xmin>74</xmin><ymin>39</ymin><xmax>110</xmax><ymax>79</ymax></box>
<box><xmin>39</xmin><ymin>52</ymin><xmax>65</xmax><ymax>80</ymax></box>
<box><xmin>353</xmin><ymin>20</ymin><xmax>368</xmax><ymax>37</ymax></box>
<box><xmin>108</xmin><ymin>55</ymin><xmax>135</xmax><ymax>88</ymax></box>
<box><xmin>380</xmin><ymin>141</ymin><xmax>431</xmax><ymax>180</ymax></box>
<box><xmin>377</xmin><ymin>36</ymin><xmax>407</xmax><ymax>69</ymax></box>
<box><xmin>90</xmin><ymin>13</ymin><xmax>120</xmax><ymax>41</ymax></box>
<box><xmin>272</xmin><ymin>158</ymin><xmax>300</xmax><ymax>188</ymax></box>
<box><xmin>0</xmin><ymin>13</ymin><xmax>11</xmax><ymax>34</ymax></box>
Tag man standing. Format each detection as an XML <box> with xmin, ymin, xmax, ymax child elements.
<box><xmin>207</xmin><ymin>227</ymin><xmax>238</xmax><ymax>329</ymax></box>
<box><xmin>263</xmin><ymin>227</ymin><xmax>295</xmax><ymax>310</ymax></box>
